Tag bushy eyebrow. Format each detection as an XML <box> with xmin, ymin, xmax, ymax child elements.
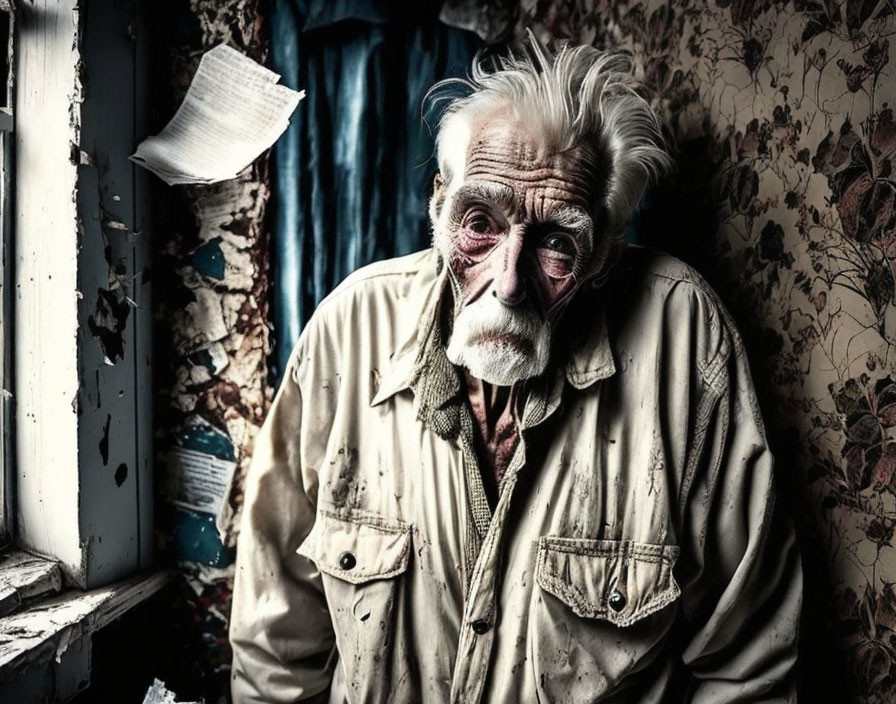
<box><xmin>545</xmin><ymin>205</ymin><xmax>591</xmax><ymax>232</ymax></box>
<box><xmin>448</xmin><ymin>182</ymin><xmax>515</xmax><ymax>222</ymax></box>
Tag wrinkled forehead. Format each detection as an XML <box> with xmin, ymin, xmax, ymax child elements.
<box><xmin>461</xmin><ymin>116</ymin><xmax>606</xmax><ymax>216</ymax></box>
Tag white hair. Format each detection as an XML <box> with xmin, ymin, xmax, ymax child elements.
<box><xmin>428</xmin><ymin>34</ymin><xmax>672</xmax><ymax>256</ymax></box>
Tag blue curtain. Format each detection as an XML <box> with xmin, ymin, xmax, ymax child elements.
<box><xmin>269</xmin><ymin>1</ymin><xmax>482</xmax><ymax>377</ymax></box>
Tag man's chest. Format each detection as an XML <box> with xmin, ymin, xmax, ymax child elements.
<box><xmin>311</xmin><ymin>380</ymin><xmax>682</xmax><ymax>563</ymax></box>
<box><xmin>300</xmin><ymin>381</ymin><xmax>687</xmax><ymax>703</ymax></box>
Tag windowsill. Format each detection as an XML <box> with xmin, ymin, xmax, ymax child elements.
<box><xmin>0</xmin><ymin>560</ymin><xmax>172</xmax><ymax>677</ymax></box>
<box><xmin>0</xmin><ymin>550</ymin><xmax>64</xmax><ymax>616</ymax></box>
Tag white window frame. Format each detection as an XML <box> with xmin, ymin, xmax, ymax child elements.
<box><xmin>0</xmin><ymin>1</ymin><xmax>167</xmax><ymax>697</ymax></box>
<box><xmin>9</xmin><ymin>0</ymin><xmax>153</xmax><ymax>588</ymax></box>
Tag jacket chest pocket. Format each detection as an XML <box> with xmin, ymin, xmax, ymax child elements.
<box><xmin>530</xmin><ymin>537</ymin><xmax>681</xmax><ymax>703</ymax></box>
<box><xmin>297</xmin><ymin>509</ymin><xmax>412</xmax><ymax>703</ymax></box>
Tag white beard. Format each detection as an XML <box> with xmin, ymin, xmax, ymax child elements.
<box><xmin>445</xmin><ymin>292</ymin><xmax>550</xmax><ymax>386</ymax></box>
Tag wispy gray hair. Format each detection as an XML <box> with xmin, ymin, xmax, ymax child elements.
<box><xmin>428</xmin><ymin>34</ymin><xmax>672</xmax><ymax>242</ymax></box>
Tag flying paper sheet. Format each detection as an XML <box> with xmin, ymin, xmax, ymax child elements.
<box><xmin>130</xmin><ymin>44</ymin><xmax>304</xmax><ymax>185</ymax></box>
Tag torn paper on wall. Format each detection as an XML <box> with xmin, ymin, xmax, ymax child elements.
<box><xmin>130</xmin><ymin>44</ymin><xmax>303</xmax><ymax>185</ymax></box>
<box><xmin>167</xmin><ymin>447</ymin><xmax>237</xmax><ymax>517</ymax></box>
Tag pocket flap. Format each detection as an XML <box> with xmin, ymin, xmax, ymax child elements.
<box><xmin>297</xmin><ymin>509</ymin><xmax>411</xmax><ymax>585</ymax></box>
<box><xmin>535</xmin><ymin>537</ymin><xmax>680</xmax><ymax>627</ymax></box>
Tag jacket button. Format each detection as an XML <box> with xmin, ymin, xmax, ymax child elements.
<box><xmin>608</xmin><ymin>588</ymin><xmax>627</xmax><ymax>612</ymax></box>
<box><xmin>338</xmin><ymin>551</ymin><xmax>356</xmax><ymax>570</ymax></box>
<box><xmin>471</xmin><ymin>619</ymin><xmax>490</xmax><ymax>634</ymax></box>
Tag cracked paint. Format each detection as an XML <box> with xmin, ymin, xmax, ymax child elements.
<box><xmin>87</xmin><ymin>288</ymin><xmax>130</xmax><ymax>365</ymax></box>
<box><xmin>99</xmin><ymin>413</ymin><xmax>111</xmax><ymax>466</ymax></box>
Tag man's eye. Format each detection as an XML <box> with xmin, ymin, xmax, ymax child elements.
<box><xmin>466</xmin><ymin>213</ymin><xmax>495</xmax><ymax>235</ymax></box>
<box><xmin>456</xmin><ymin>210</ymin><xmax>502</xmax><ymax>259</ymax></box>
<box><xmin>470</xmin><ymin>216</ymin><xmax>490</xmax><ymax>233</ymax></box>
<box><xmin>541</xmin><ymin>234</ymin><xmax>576</xmax><ymax>256</ymax></box>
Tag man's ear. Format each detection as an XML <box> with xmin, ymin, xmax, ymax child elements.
<box><xmin>429</xmin><ymin>172</ymin><xmax>447</xmax><ymax>224</ymax></box>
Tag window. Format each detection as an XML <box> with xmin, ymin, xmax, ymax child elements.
<box><xmin>1</xmin><ymin>1</ymin><xmax>166</xmax><ymax>695</ymax></box>
<box><xmin>5</xmin><ymin>0</ymin><xmax>151</xmax><ymax>585</ymax></box>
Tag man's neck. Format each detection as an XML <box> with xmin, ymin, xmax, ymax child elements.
<box><xmin>463</xmin><ymin>371</ymin><xmax>520</xmax><ymax>506</ymax></box>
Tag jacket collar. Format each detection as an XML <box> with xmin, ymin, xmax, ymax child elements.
<box><xmin>370</xmin><ymin>260</ymin><xmax>447</xmax><ymax>407</ymax></box>
<box><xmin>370</xmin><ymin>255</ymin><xmax>616</xmax><ymax>407</ymax></box>
<box><xmin>562</xmin><ymin>297</ymin><xmax>616</xmax><ymax>389</ymax></box>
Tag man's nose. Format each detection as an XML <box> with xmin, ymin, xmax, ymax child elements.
<box><xmin>494</xmin><ymin>228</ymin><xmax>526</xmax><ymax>306</ymax></box>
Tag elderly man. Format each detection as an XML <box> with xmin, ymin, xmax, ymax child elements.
<box><xmin>230</xmin><ymin>38</ymin><xmax>802</xmax><ymax>703</ymax></box>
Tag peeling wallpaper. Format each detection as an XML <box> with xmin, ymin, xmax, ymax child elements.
<box><xmin>153</xmin><ymin>1</ymin><xmax>272</xmax><ymax>699</ymax></box>
<box><xmin>163</xmin><ymin>176</ymin><xmax>272</xmax><ymax>542</ymax></box>
<box><xmin>157</xmin><ymin>0</ymin><xmax>272</xmax><ymax>550</ymax></box>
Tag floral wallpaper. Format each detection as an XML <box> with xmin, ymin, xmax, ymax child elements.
<box><xmin>449</xmin><ymin>0</ymin><xmax>896</xmax><ymax>700</ymax></box>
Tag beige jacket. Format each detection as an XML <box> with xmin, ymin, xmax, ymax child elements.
<box><xmin>230</xmin><ymin>247</ymin><xmax>802</xmax><ymax>704</ymax></box>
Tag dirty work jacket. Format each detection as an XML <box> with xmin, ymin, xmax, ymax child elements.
<box><xmin>230</xmin><ymin>246</ymin><xmax>802</xmax><ymax>704</ymax></box>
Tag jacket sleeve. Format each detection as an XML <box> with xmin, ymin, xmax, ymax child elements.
<box><xmin>678</xmin><ymin>313</ymin><xmax>802</xmax><ymax>702</ymax></box>
<box><xmin>230</xmin><ymin>344</ymin><xmax>336</xmax><ymax>703</ymax></box>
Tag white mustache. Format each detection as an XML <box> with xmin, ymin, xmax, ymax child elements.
<box><xmin>461</xmin><ymin>297</ymin><xmax>540</xmax><ymax>339</ymax></box>
<box><xmin>446</xmin><ymin>292</ymin><xmax>550</xmax><ymax>385</ymax></box>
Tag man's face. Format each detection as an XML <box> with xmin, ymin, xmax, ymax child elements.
<box><xmin>438</xmin><ymin>114</ymin><xmax>604</xmax><ymax>386</ymax></box>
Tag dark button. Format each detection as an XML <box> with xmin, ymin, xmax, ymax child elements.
<box><xmin>471</xmin><ymin>619</ymin><xmax>490</xmax><ymax>635</ymax></box>
<box><xmin>338</xmin><ymin>551</ymin><xmax>356</xmax><ymax>570</ymax></box>
<box><xmin>608</xmin><ymin>588</ymin><xmax>627</xmax><ymax>612</ymax></box>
